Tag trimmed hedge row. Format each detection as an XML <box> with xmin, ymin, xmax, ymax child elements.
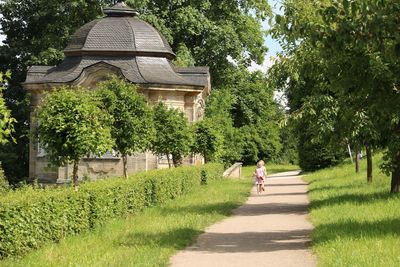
<box><xmin>0</xmin><ymin>163</ymin><xmax>223</xmax><ymax>259</ymax></box>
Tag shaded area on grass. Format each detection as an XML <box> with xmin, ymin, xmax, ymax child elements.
<box><xmin>115</xmin><ymin>228</ymin><xmax>203</xmax><ymax>249</ymax></box>
<box><xmin>158</xmin><ymin>201</ymin><xmax>240</xmax><ymax>217</ymax></box>
<box><xmin>310</xmin><ymin>191</ymin><xmax>399</xmax><ymax>209</ymax></box>
<box><xmin>313</xmin><ymin>218</ymin><xmax>400</xmax><ymax>244</ymax></box>
<box><xmin>304</xmin><ymin>155</ymin><xmax>400</xmax><ymax>267</ymax></box>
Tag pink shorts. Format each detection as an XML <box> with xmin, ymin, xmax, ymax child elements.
<box><xmin>255</xmin><ymin>178</ymin><xmax>264</xmax><ymax>185</ymax></box>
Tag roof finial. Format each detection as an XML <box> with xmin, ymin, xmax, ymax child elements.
<box><xmin>104</xmin><ymin>1</ymin><xmax>139</xmax><ymax>17</ymax></box>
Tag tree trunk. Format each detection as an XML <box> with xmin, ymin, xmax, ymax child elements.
<box><xmin>172</xmin><ymin>154</ymin><xmax>183</xmax><ymax>167</ymax></box>
<box><xmin>366</xmin><ymin>145</ymin><xmax>372</xmax><ymax>183</ymax></box>
<box><xmin>203</xmin><ymin>150</ymin><xmax>207</xmax><ymax>164</ymax></box>
<box><xmin>390</xmin><ymin>153</ymin><xmax>400</xmax><ymax>193</ymax></box>
<box><xmin>122</xmin><ymin>154</ymin><xmax>128</xmax><ymax>179</ymax></box>
<box><xmin>355</xmin><ymin>149</ymin><xmax>360</xmax><ymax>173</ymax></box>
<box><xmin>167</xmin><ymin>154</ymin><xmax>172</xmax><ymax>168</ymax></box>
<box><xmin>73</xmin><ymin>160</ymin><xmax>79</xmax><ymax>191</ymax></box>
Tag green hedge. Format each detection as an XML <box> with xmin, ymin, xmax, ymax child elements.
<box><xmin>0</xmin><ymin>163</ymin><xmax>223</xmax><ymax>259</ymax></box>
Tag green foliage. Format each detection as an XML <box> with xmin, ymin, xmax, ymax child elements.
<box><xmin>35</xmin><ymin>87</ymin><xmax>114</xmax><ymax>188</ymax></box>
<box><xmin>0</xmin><ymin>163</ymin><xmax>223</xmax><ymax>259</ymax></box>
<box><xmin>0</xmin><ymin>0</ymin><xmax>272</xmax><ymax>182</ymax></box>
<box><xmin>206</xmin><ymin>69</ymin><xmax>282</xmax><ymax>166</ymax></box>
<box><xmin>97</xmin><ymin>76</ymin><xmax>153</xmax><ymax>156</ymax></box>
<box><xmin>200</xmin><ymin>169</ymin><xmax>207</xmax><ymax>185</ymax></box>
<box><xmin>191</xmin><ymin>119</ymin><xmax>223</xmax><ymax>163</ymax></box>
<box><xmin>126</xmin><ymin>0</ymin><xmax>271</xmax><ymax>86</ymax></box>
<box><xmin>0</xmin><ymin>164</ymin><xmax>244</xmax><ymax>267</ymax></box>
<box><xmin>172</xmin><ymin>43</ymin><xmax>196</xmax><ymax>67</ymax></box>
<box><xmin>151</xmin><ymin>102</ymin><xmax>192</xmax><ymax>167</ymax></box>
<box><xmin>276</xmin><ymin>122</ymin><xmax>299</xmax><ymax>165</ymax></box>
<box><xmin>0</xmin><ymin>163</ymin><xmax>10</xmax><ymax>194</ymax></box>
<box><xmin>27</xmin><ymin>48</ymin><xmax>65</xmax><ymax>66</ymax></box>
<box><xmin>96</xmin><ymin>76</ymin><xmax>154</xmax><ymax>178</ymax></box>
<box><xmin>0</xmin><ymin>71</ymin><xmax>16</xmax><ymax>145</ymax></box>
<box><xmin>272</xmin><ymin>0</ymin><xmax>400</xmax><ymax>190</ymax></box>
<box><xmin>0</xmin><ymin>0</ymin><xmax>110</xmax><ymax>182</ymax></box>
<box><xmin>36</xmin><ymin>87</ymin><xmax>113</xmax><ymax>166</ymax></box>
<box><xmin>298</xmin><ymin>130</ymin><xmax>345</xmax><ymax>172</ymax></box>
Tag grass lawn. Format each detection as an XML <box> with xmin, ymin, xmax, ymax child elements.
<box><xmin>0</xmin><ymin>177</ymin><xmax>252</xmax><ymax>267</ymax></box>
<box><xmin>304</xmin><ymin>156</ymin><xmax>400</xmax><ymax>267</ymax></box>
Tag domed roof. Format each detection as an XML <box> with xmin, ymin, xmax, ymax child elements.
<box><xmin>64</xmin><ymin>1</ymin><xmax>175</xmax><ymax>59</ymax></box>
<box><xmin>24</xmin><ymin>1</ymin><xmax>210</xmax><ymax>90</ymax></box>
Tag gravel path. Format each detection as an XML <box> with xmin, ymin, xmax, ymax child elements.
<box><xmin>170</xmin><ymin>170</ymin><xmax>316</xmax><ymax>267</ymax></box>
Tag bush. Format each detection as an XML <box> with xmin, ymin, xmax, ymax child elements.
<box><xmin>0</xmin><ymin>164</ymin><xmax>9</xmax><ymax>195</ymax></box>
<box><xmin>298</xmin><ymin>132</ymin><xmax>345</xmax><ymax>172</ymax></box>
<box><xmin>0</xmin><ymin>163</ymin><xmax>223</xmax><ymax>259</ymax></box>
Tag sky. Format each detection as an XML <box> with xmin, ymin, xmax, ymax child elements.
<box><xmin>264</xmin><ymin>0</ymin><xmax>284</xmax><ymax>56</ymax></box>
<box><xmin>248</xmin><ymin>0</ymin><xmax>283</xmax><ymax>73</ymax></box>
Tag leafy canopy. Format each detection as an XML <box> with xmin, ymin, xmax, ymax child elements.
<box><xmin>0</xmin><ymin>71</ymin><xmax>16</xmax><ymax>145</ymax></box>
<box><xmin>36</xmin><ymin>87</ymin><xmax>114</xmax><ymax>166</ymax></box>
<box><xmin>151</xmin><ymin>102</ymin><xmax>191</xmax><ymax>166</ymax></box>
<box><xmin>96</xmin><ymin>76</ymin><xmax>154</xmax><ymax>157</ymax></box>
<box><xmin>191</xmin><ymin>119</ymin><xmax>223</xmax><ymax>163</ymax></box>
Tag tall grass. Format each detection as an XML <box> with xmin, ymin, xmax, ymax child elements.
<box><xmin>0</xmin><ymin>178</ymin><xmax>252</xmax><ymax>267</ymax></box>
<box><xmin>304</xmin><ymin>155</ymin><xmax>400</xmax><ymax>267</ymax></box>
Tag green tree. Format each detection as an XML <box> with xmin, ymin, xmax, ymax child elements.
<box><xmin>126</xmin><ymin>0</ymin><xmax>271</xmax><ymax>87</ymax></box>
<box><xmin>172</xmin><ymin>43</ymin><xmax>196</xmax><ymax>67</ymax></box>
<box><xmin>0</xmin><ymin>0</ymin><xmax>272</xmax><ymax>180</ymax></box>
<box><xmin>96</xmin><ymin>76</ymin><xmax>154</xmax><ymax>179</ymax></box>
<box><xmin>151</xmin><ymin>102</ymin><xmax>191</xmax><ymax>168</ymax></box>
<box><xmin>272</xmin><ymin>0</ymin><xmax>400</xmax><ymax>192</ymax></box>
<box><xmin>205</xmin><ymin>89</ymin><xmax>242</xmax><ymax>166</ymax></box>
<box><xmin>36</xmin><ymin>87</ymin><xmax>114</xmax><ymax>190</ymax></box>
<box><xmin>0</xmin><ymin>71</ymin><xmax>15</xmax><ymax>145</ymax></box>
<box><xmin>0</xmin><ymin>164</ymin><xmax>9</xmax><ymax>194</ymax></box>
<box><xmin>0</xmin><ymin>71</ymin><xmax>13</xmax><ymax>193</ymax></box>
<box><xmin>0</xmin><ymin>0</ymin><xmax>110</xmax><ymax>183</ymax></box>
<box><xmin>206</xmin><ymin>69</ymin><xmax>282</xmax><ymax>165</ymax></box>
<box><xmin>191</xmin><ymin>119</ymin><xmax>223</xmax><ymax>163</ymax></box>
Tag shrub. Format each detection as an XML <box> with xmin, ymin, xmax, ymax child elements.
<box><xmin>0</xmin><ymin>164</ymin><xmax>9</xmax><ymax>195</ymax></box>
<box><xmin>0</xmin><ymin>163</ymin><xmax>223</xmax><ymax>259</ymax></box>
<box><xmin>298</xmin><ymin>131</ymin><xmax>345</xmax><ymax>172</ymax></box>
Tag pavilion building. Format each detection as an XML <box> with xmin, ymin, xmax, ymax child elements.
<box><xmin>23</xmin><ymin>1</ymin><xmax>210</xmax><ymax>183</ymax></box>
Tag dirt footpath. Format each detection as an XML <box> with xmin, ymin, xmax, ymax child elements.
<box><xmin>170</xmin><ymin>170</ymin><xmax>316</xmax><ymax>267</ymax></box>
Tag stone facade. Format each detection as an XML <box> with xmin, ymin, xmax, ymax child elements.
<box><xmin>23</xmin><ymin>2</ymin><xmax>210</xmax><ymax>184</ymax></box>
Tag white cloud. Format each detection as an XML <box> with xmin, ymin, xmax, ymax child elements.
<box><xmin>247</xmin><ymin>56</ymin><xmax>275</xmax><ymax>73</ymax></box>
<box><xmin>226</xmin><ymin>55</ymin><xmax>238</xmax><ymax>66</ymax></box>
<box><xmin>274</xmin><ymin>90</ymin><xmax>289</xmax><ymax>110</ymax></box>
